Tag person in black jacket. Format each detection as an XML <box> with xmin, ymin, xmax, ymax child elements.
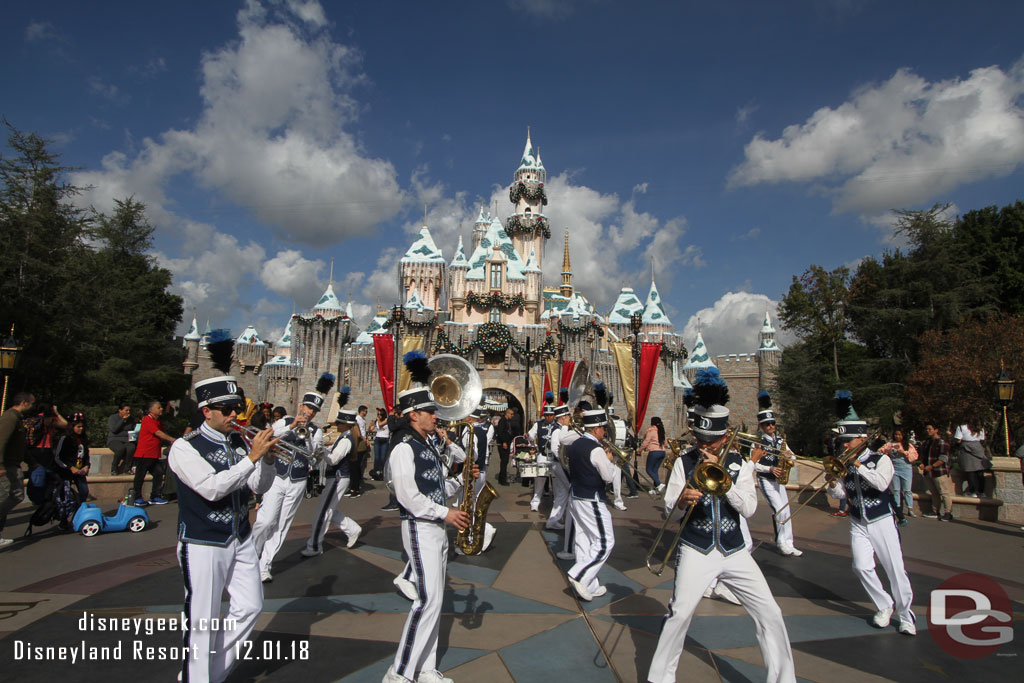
<box><xmin>495</xmin><ymin>409</ymin><xmax>516</xmax><ymax>486</ymax></box>
<box><xmin>106</xmin><ymin>404</ymin><xmax>133</xmax><ymax>474</ymax></box>
<box><xmin>55</xmin><ymin>413</ymin><xmax>91</xmax><ymax>504</ymax></box>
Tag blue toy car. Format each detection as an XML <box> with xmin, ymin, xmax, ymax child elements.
<box><xmin>73</xmin><ymin>502</ymin><xmax>150</xmax><ymax>536</ymax></box>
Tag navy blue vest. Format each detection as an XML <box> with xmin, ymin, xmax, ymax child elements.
<box><xmin>326</xmin><ymin>431</ymin><xmax>354</xmax><ymax>478</ymax></box>
<box><xmin>472</xmin><ymin>423</ymin><xmax>489</xmax><ymax>467</ymax></box>
<box><xmin>678</xmin><ymin>447</ymin><xmax>746</xmax><ymax>556</ymax></box>
<box><xmin>757</xmin><ymin>433</ymin><xmax>781</xmax><ymax>482</ymax></box>
<box><xmin>842</xmin><ymin>451</ymin><xmax>894</xmax><ymax>524</ymax></box>
<box><xmin>535</xmin><ymin>419</ymin><xmax>555</xmax><ymax>456</ymax></box>
<box><xmin>569</xmin><ymin>435</ymin><xmax>606</xmax><ymax>502</ymax></box>
<box><xmin>175</xmin><ymin>427</ymin><xmax>255</xmax><ymax>547</ymax></box>
<box><xmin>398</xmin><ymin>433</ymin><xmax>448</xmax><ymax>521</ymax></box>
<box><xmin>273</xmin><ymin>418</ymin><xmax>318</xmax><ymax>481</ymax></box>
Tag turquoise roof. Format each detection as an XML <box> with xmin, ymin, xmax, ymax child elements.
<box><xmin>404</xmin><ymin>291</ymin><xmax>433</xmax><ymax>311</ymax></box>
<box><xmin>277</xmin><ymin>316</ymin><xmax>293</xmax><ymax>347</ymax></box>
<box><xmin>236</xmin><ymin>325</ymin><xmax>264</xmax><ymax>346</ymax></box>
<box><xmin>642</xmin><ymin>280</ymin><xmax>672</xmax><ymax>326</ymax></box>
<box><xmin>183</xmin><ymin>315</ymin><xmax>201</xmax><ymax>341</ymax></box>
<box><xmin>608</xmin><ymin>287</ymin><xmax>644</xmax><ymax>325</ymax></box>
<box><xmin>354</xmin><ymin>312</ymin><xmax>389</xmax><ymax>344</ymax></box>
<box><xmin>450</xmin><ymin>236</ymin><xmax>469</xmax><ymax>269</ymax></box>
<box><xmin>516</xmin><ymin>131</ymin><xmax>545</xmax><ymax>173</ymax></box>
<box><xmin>401</xmin><ymin>226</ymin><xmax>446</xmax><ymax>264</ymax></box>
<box><xmin>522</xmin><ymin>247</ymin><xmax>541</xmax><ymax>273</ymax></box>
<box><xmin>683</xmin><ymin>332</ymin><xmax>716</xmax><ymax>370</ymax></box>
<box><xmin>465</xmin><ymin>217</ymin><xmax>526</xmax><ymax>281</ymax></box>
<box><xmin>315</xmin><ymin>283</ymin><xmax>343</xmax><ymax>311</ymax></box>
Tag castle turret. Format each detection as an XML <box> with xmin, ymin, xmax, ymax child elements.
<box><xmin>642</xmin><ymin>278</ymin><xmax>673</xmax><ymax>341</ymax></box>
<box><xmin>507</xmin><ymin>129</ymin><xmax>550</xmax><ymax>275</ymax></box>
<box><xmin>472</xmin><ymin>206</ymin><xmax>490</xmax><ymax>252</ymax></box>
<box><xmin>682</xmin><ymin>329</ymin><xmax>716</xmax><ymax>383</ymax></box>
<box><xmin>560</xmin><ymin>230</ymin><xmax>573</xmax><ymax>298</ymax></box>
<box><xmin>523</xmin><ymin>246</ymin><xmax>541</xmax><ymax>317</ymax></box>
<box><xmin>235</xmin><ymin>324</ymin><xmax>268</xmax><ymax>373</ymax></box>
<box><xmin>399</xmin><ymin>226</ymin><xmax>447</xmax><ymax>312</ymax></box>
<box><xmin>449</xmin><ymin>236</ymin><xmax>470</xmax><ymax>322</ymax></box>
<box><xmin>183</xmin><ymin>312</ymin><xmax>201</xmax><ymax>375</ymax></box>
<box><xmin>758</xmin><ymin>307</ymin><xmax>781</xmax><ymax>384</ymax></box>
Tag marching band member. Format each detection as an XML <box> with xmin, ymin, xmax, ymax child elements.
<box><xmin>648</xmin><ymin>368</ymin><xmax>795</xmax><ymax>683</ymax></box>
<box><xmin>251</xmin><ymin>372</ymin><xmax>331</xmax><ymax>582</ymax></box>
<box><xmin>754</xmin><ymin>391</ymin><xmax>802</xmax><ymax>556</ymax></box>
<box><xmin>565</xmin><ymin>407</ymin><xmax>618</xmax><ymax>601</ymax></box>
<box><xmin>383</xmin><ymin>382</ymin><xmax>477</xmax><ymax>683</ymax></box>
<box><xmin>547</xmin><ymin>403</ymin><xmax>576</xmax><ymax>560</ymax></box>
<box><xmin>528</xmin><ymin>396</ymin><xmax>558</xmax><ymax>512</ymax></box>
<box><xmin>301</xmin><ymin>387</ymin><xmax>362</xmax><ymax>556</ymax></box>
<box><xmin>168</xmin><ymin>332</ymin><xmax>280</xmax><ymax>683</ymax></box>
<box><xmin>826</xmin><ymin>391</ymin><xmax>916</xmax><ymax>635</ymax></box>
<box><xmin>458</xmin><ymin>406</ymin><xmax>496</xmax><ymax>553</ymax></box>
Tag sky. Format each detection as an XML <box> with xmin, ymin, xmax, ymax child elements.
<box><xmin>4</xmin><ymin>0</ymin><xmax>1024</xmax><ymax>356</ymax></box>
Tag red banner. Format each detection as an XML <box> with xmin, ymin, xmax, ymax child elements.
<box><xmin>372</xmin><ymin>334</ymin><xmax>395</xmax><ymax>413</ymax></box>
<box><xmin>559</xmin><ymin>361</ymin><xmax>576</xmax><ymax>400</ymax></box>
<box><xmin>636</xmin><ymin>342</ymin><xmax>662</xmax><ymax>430</ymax></box>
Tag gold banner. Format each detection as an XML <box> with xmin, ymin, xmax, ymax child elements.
<box><xmin>545</xmin><ymin>359</ymin><xmax>559</xmax><ymax>395</ymax></box>
<box><xmin>612</xmin><ymin>341</ymin><xmax>636</xmax><ymax>422</ymax></box>
<box><xmin>397</xmin><ymin>336</ymin><xmax>425</xmax><ymax>394</ymax></box>
<box><xmin>531</xmin><ymin>373</ymin><xmax>544</xmax><ymax>415</ymax></box>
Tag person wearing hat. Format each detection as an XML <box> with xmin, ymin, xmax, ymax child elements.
<box><xmin>752</xmin><ymin>390</ymin><xmax>802</xmax><ymax>557</ymax></box>
<box><xmin>457</xmin><ymin>406</ymin><xmax>497</xmax><ymax>554</ymax></box>
<box><xmin>648</xmin><ymin>368</ymin><xmax>794</xmax><ymax>683</ymax></box>
<box><xmin>383</xmin><ymin>375</ymin><xmax>478</xmax><ymax>683</ymax></box>
<box><xmin>168</xmin><ymin>356</ymin><xmax>280</xmax><ymax>683</ymax></box>
<box><xmin>527</xmin><ymin>396</ymin><xmax>558</xmax><ymax>512</ymax></box>
<box><xmin>564</xmin><ymin>406</ymin><xmax>619</xmax><ymax>601</ymax></box>
<box><xmin>251</xmin><ymin>372</ymin><xmax>332</xmax><ymax>582</ymax></box>
<box><xmin>301</xmin><ymin>386</ymin><xmax>362</xmax><ymax>556</ymax></box>
<box><xmin>826</xmin><ymin>390</ymin><xmax>916</xmax><ymax>636</ymax></box>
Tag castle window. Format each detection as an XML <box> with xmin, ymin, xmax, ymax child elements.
<box><xmin>490</xmin><ymin>307</ymin><xmax>501</xmax><ymax>323</ymax></box>
<box><xmin>490</xmin><ymin>263</ymin><xmax>503</xmax><ymax>289</ymax></box>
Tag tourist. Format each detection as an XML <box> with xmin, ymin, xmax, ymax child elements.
<box><xmin>106</xmin><ymin>404</ymin><xmax>133</xmax><ymax>475</ymax></box>
<box><xmin>0</xmin><ymin>391</ymin><xmax>34</xmax><ymax>547</ymax></box>
<box><xmin>955</xmin><ymin>418</ymin><xmax>990</xmax><ymax>497</ymax></box>
<box><xmin>133</xmin><ymin>400</ymin><xmax>175</xmax><ymax>506</ymax></box>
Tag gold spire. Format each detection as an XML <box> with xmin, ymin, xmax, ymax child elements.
<box><xmin>560</xmin><ymin>230</ymin><xmax>573</xmax><ymax>298</ymax></box>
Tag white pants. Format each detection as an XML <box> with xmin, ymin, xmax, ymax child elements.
<box><xmin>567</xmin><ymin>498</ymin><xmax>615</xmax><ymax>593</ymax></box>
<box><xmin>545</xmin><ymin>462</ymin><xmax>571</xmax><ymax>529</ymax></box>
<box><xmin>849</xmin><ymin>516</ymin><xmax>915</xmax><ymax>624</ymax></box>
<box><xmin>473</xmin><ymin>463</ymin><xmax>489</xmax><ymax>499</ymax></box>
<box><xmin>304</xmin><ymin>475</ymin><xmax>361</xmax><ymax>554</ymax></box>
<box><xmin>611</xmin><ymin>467</ymin><xmax>623</xmax><ymax>504</ymax></box>
<box><xmin>531</xmin><ymin>456</ymin><xmax>555</xmax><ymax>506</ymax></box>
<box><xmin>252</xmin><ymin>476</ymin><xmax>306</xmax><ymax>574</ymax></box>
<box><xmin>176</xmin><ymin>538</ymin><xmax>263</xmax><ymax>683</ymax></box>
<box><xmin>759</xmin><ymin>476</ymin><xmax>795</xmax><ymax>550</ymax></box>
<box><xmin>740</xmin><ymin>516</ymin><xmax>753</xmax><ymax>552</ymax></box>
<box><xmin>648</xmin><ymin>546</ymin><xmax>796</xmax><ymax>683</ymax></box>
<box><xmin>393</xmin><ymin>519</ymin><xmax>447</xmax><ymax>680</ymax></box>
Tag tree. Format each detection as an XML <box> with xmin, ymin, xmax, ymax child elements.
<box><xmin>778</xmin><ymin>265</ymin><xmax>850</xmax><ymax>381</ymax></box>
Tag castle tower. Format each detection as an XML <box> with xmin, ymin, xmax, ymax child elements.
<box><xmin>183</xmin><ymin>312</ymin><xmax>201</xmax><ymax>375</ymax></box>
<box><xmin>642</xmin><ymin>278</ymin><xmax>673</xmax><ymax>341</ymax></box>
<box><xmin>313</xmin><ymin>261</ymin><xmax>344</xmax><ymax>320</ymax></box>
<box><xmin>275</xmin><ymin>314</ymin><xmax>294</xmax><ymax>361</ymax></box>
<box><xmin>506</xmin><ymin>129</ymin><xmax>550</xmax><ymax>275</ymax></box>
<box><xmin>560</xmin><ymin>230</ymin><xmax>573</xmax><ymax>298</ymax></box>
<box><xmin>523</xmin><ymin>246</ymin><xmax>542</xmax><ymax>318</ymax></box>
<box><xmin>682</xmin><ymin>328</ymin><xmax>716</xmax><ymax>383</ymax></box>
<box><xmin>449</xmin><ymin>236</ymin><xmax>470</xmax><ymax>322</ymax></box>
<box><xmin>472</xmin><ymin>206</ymin><xmax>490</xmax><ymax>252</ymax></box>
<box><xmin>399</xmin><ymin>226</ymin><xmax>447</xmax><ymax>312</ymax></box>
<box><xmin>235</xmin><ymin>324</ymin><xmax>267</xmax><ymax>372</ymax></box>
<box><xmin>758</xmin><ymin>307</ymin><xmax>782</xmax><ymax>386</ymax></box>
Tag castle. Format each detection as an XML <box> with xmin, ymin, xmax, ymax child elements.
<box><xmin>182</xmin><ymin>132</ymin><xmax>780</xmax><ymax>435</ymax></box>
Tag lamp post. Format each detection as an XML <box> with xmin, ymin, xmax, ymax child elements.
<box><xmin>993</xmin><ymin>361</ymin><xmax>1015</xmax><ymax>457</ymax></box>
<box><xmin>0</xmin><ymin>325</ymin><xmax>23</xmax><ymax>412</ymax></box>
<box><xmin>391</xmin><ymin>305</ymin><xmax>405</xmax><ymax>409</ymax></box>
<box><xmin>556</xmin><ymin>335</ymin><xmax>565</xmax><ymax>403</ymax></box>
<box><xmin>629</xmin><ymin>312</ymin><xmax>643</xmax><ymax>429</ymax></box>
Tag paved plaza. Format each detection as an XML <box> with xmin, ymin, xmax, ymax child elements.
<box><xmin>1</xmin><ymin>478</ymin><xmax>1022</xmax><ymax>682</ymax></box>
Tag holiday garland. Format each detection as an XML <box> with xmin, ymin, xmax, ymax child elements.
<box><xmin>432</xmin><ymin>324</ymin><xmax>556</xmax><ymax>361</ymax></box>
<box><xmin>382</xmin><ymin>315</ymin><xmax>439</xmax><ymax>331</ymax></box>
<box><xmin>465</xmin><ymin>291</ymin><xmax>525</xmax><ymax>312</ymax></box>
<box><xmin>509</xmin><ymin>181</ymin><xmax>548</xmax><ymax>205</ymax></box>
<box><xmin>558</xmin><ymin>319</ymin><xmax>605</xmax><ymax>336</ymax></box>
<box><xmin>505</xmin><ymin>213</ymin><xmax>551</xmax><ymax>239</ymax></box>
<box><xmin>661</xmin><ymin>345</ymin><xmax>689</xmax><ymax>361</ymax></box>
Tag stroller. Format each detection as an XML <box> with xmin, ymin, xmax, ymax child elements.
<box><xmin>24</xmin><ymin>467</ymin><xmax>80</xmax><ymax>537</ymax></box>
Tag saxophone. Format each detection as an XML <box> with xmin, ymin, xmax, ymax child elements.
<box><xmin>776</xmin><ymin>437</ymin><xmax>794</xmax><ymax>485</ymax></box>
<box><xmin>456</xmin><ymin>421</ymin><xmax>499</xmax><ymax>555</ymax></box>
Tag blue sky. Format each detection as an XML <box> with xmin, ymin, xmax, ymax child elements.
<box><xmin>4</xmin><ymin>0</ymin><xmax>1024</xmax><ymax>355</ymax></box>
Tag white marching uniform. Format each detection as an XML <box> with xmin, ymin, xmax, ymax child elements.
<box><xmin>303</xmin><ymin>431</ymin><xmax>361</xmax><ymax>554</ymax></box>
<box><xmin>755</xmin><ymin>432</ymin><xmax>796</xmax><ymax>553</ymax></box>
<box><xmin>546</xmin><ymin>424</ymin><xmax>575</xmax><ymax>533</ymax></box>
<box><xmin>528</xmin><ymin>419</ymin><xmax>557</xmax><ymax>508</ymax></box>
<box><xmin>566</xmin><ymin>433</ymin><xmax>618</xmax><ymax>594</ymax></box>
<box><xmin>169</xmin><ymin>423</ymin><xmax>277</xmax><ymax>683</ymax></box>
<box><xmin>251</xmin><ymin>417</ymin><xmax>324</xmax><ymax>577</ymax></box>
<box><xmin>827</xmin><ymin>450</ymin><xmax>915</xmax><ymax>627</ymax></box>
<box><xmin>462</xmin><ymin>422</ymin><xmax>494</xmax><ymax>498</ymax></box>
<box><xmin>648</xmin><ymin>451</ymin><xmax>795</xmax><ymax>683</ymax></box>
<box><xmin>389</xmin><ymin>433</ymin><xmax>466</xmax><ymax>681</ymax></box>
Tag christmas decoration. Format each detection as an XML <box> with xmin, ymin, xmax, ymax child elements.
<box><xmin>509</xmin><ymin>181</ymin><xmax>548</xmax><ymax>205</ymax></box>
<box><xmin>505</xmin><ymin>213</ymin><xmax>551</xmax><ymax>239</ymax></box>
<box><xmin>465</xmin><ymin>291</ymin><xmax>525</xmax><ymax>312</ymax></box>
<box><xmin>558</xmin><ymin>319</ymin><xmax>605</xmax><ymax>336</ymax></box>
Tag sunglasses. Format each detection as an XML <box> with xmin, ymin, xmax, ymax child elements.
<box><xmin>208</xmin><ymin>403</ymin><xmax>242</xmax><ymax>416</ymax></box>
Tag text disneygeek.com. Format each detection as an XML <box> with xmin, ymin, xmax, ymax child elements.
<box><xmin>11</xmin><ymin>611</ymin><xmax>309</xmax><ymax>663</ymax></box>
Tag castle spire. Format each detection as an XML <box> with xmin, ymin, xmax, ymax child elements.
<box><xmin>560</xmin><ymin>230</ymin><xmax>573</xmax><ymax>298</ymax></box>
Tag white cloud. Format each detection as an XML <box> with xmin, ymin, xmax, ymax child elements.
<box><xmin>682</xmin><ymin>292</ymin><xmax>795</xmax><ymax>356</ymax></box>
<box><xmin>729</xmin><ymin>60</ymin><xmax>1024</xmax><ymax>214</ymax></box>
<box><xmin>88</xmin><ymin>76</ymin><xmax>129</xmax><ymax>105</ymax></box>
<box><xmin>25</xmin><ymin>21</ymin><xmax>58</xmax><ymax>43</ymax></box>
<box><xmin>72</xmin><ymin>0</ymin><xmax>405</xmax><ymax>244</ymax></box>
<box><xmin>260</xmin><ymin>250</ymin><xmax>326</xmax><ymax>303</ymax></box>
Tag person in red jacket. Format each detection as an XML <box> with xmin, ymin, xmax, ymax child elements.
<box><xmin>133</xmin><ymin>400</ymin><xmax>176</xmax><ymax>506</ymax></box>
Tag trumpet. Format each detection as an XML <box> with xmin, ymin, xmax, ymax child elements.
<box><xmin>231</xmin><ymin>420</ymin><xmax>317</xmax><ymax>466</ymax></box>
<box><xmin>645</xmin><ymin>429</ymin><xmax>737</xmax><ymax>576</ymax></box>
<box><xmin>734</xmin><ymin>431</ymin><xmax>805</xmax><ymax>485</ymax></box>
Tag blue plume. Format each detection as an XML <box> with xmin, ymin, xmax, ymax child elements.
<box><xmin>683</xmin><ymin>387</ymin><xmax>697</xmax><ymax>407</ymax></box>
<box><xmin>336</xmin><ymin>385</ymin><xmax>351</xmax><ymax>409</ymax></box>
<box><xmin>594</xmin><ymin>381</ymin><xmax>609</xmax><ymax>408</ymax></box>
<box><xmin>207</xmin><ymin>328</ymin><xmax>232</xmax><ymax>344</ymax></box>
<box><xmin>403</xmin><ymin>350</ymin><xmax>426</xmax><ymax>363</ymax></box>
<box><xmin>316</xmin><ymin>372</ymin><xmax>336</xmax><ymax>394</ymax></box>
<box><xmin>544</xmin><ymin>390</ymin><xmax>554</xmax><ymax>403</ymax></box>
<box><xmin>206</xmin><ymin>329</ymin><xmax>234</xmax><ymax>374</ymax></box>
<box><xmin>693</xmin><ymin>367</ymin><xmax>729</xmax><ymax>408</ymax></box>
<box><xmin>403</xmin><ymin>349</ymin><xmax>431</xmax><ymax>385</ymax></box>
<box><xmin>559</xmin><ymin>387</ymin><xmax>569</xmax><ymax>404</ymax></box>
<box><xmin>834</xmin><ymin>390</ymin><xmax>854</xmax><ymax>420</ymax></box>
<box><xmin>757</xmin><ymin>390</ymin><xmax>772</xmax><ymax>410</ymax></box>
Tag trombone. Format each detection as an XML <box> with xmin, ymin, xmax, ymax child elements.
<box><xmin>231</xmin><ymin>419</ymin><xmax>317</xmax><ymax>466</ymax></box>
<box><xmin>645</xmin><ymin>429</ymin><xmax>738</xmax><ymax>576</ymax></box>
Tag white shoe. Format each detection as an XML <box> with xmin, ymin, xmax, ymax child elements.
<box><xmin>482</xmin><ymin>523</ymin><xmax>495</xmax><ymax>552</ymax></box>
<box><xmin>530</xmin><ymin>501</ymin><xmax>540</xmax><ymax>512</ymax></box>
<box><xmin>873</xmin><ymin>606</ymin><xmax>893</xmax><ymax>628</ymax></box>
<box><xmin>545</xmin><ymin>521</ymin><xmax>565</xmax><ymax>530</ymax></box>
<box><xmin>613</xmin><ymin>501</ymin><xmax>627</xmax><ymax>511</ymax></box>
<box><xmin>347</xmin><ymin>525</ymin><xmax>362</xmax><ymax>548</ymax></box>
<box><xmin>416</xmin><ymin>670</ymin><xmax>454</xmax><ymax>683</ymax></box>
<box><xmin>712</xmin><ymin>583</ymin><xmax>741</xmax><ymax>605</ymax></box>
<box><xmin>260</xmin><ymin>570</ymin><xmax>273</xmax><ymax>583</ymax></box>
<box><xmin>898</xmin><ymin>619</ymin><xmax>917</xmax><ymax>636</ymax></box>
<box><xmin>0</xmin><ymin>537</ymin><xmax>14</xmax><ymax>548</ymax></box>
<box><xmin>781</xmin><ymin>546</ymin><xmax>803</xmax><ymax>557</ymax></box>
<box><xmin>591</xmin><ymin>585</ymin><xmax>607</xmax><ymax>597</ymax></box>
<box><xmin>569</xmin><ymin>576</ymin><xmax>593</xmax><ymax>601</ymax></box>
<box><xmin>300</xmin><ymin>547</ymin><xmax>322</xmax><ymax>557</ymax></box>
<box><xmin>394</xmin><ymin>576</ymin><xmax>418</xmax><ymax>601</ymax></box>
<box><xmin>382</xmin><ymin>665</ymin><xmax>413</xmax><ymax>683</ymax></box>
<box><xmin>556</xmin><ymin>551</ymin><xmax>575</xmax><ymax>561</ymax></box>
<box><xmin>703</xmin><ymin>586</ymin><xmax>715</xmax><ymax>599</ymax></box>
<box><xmin>655</xmin><ymin>483</ymin><xmax>666</xmax><ymax>494</ymax></box>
